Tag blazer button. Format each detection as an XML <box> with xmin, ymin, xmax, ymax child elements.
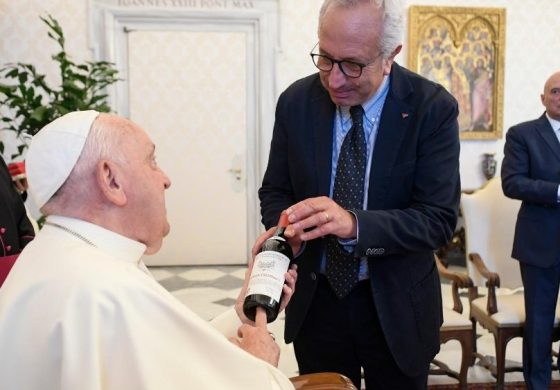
<box><xmin>6</xmin><ymin>245</ymin><xmax>11</xmax><ymax>252</ymax></box>
<box><xmin>310</xmin><ymin>272</ymin><xmax>317</xmax><ymax>281</ymax></box>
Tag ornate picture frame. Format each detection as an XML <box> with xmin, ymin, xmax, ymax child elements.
<box><xmin>407</xmin><ymin>6</ymin><xmax>506</xmax><ymax>140</ymax></box>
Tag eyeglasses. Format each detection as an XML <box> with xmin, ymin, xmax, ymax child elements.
<box><xmin>309</xmin><ymin>43</ymin><xmax>382</xmax><ymax>78</ymax></box>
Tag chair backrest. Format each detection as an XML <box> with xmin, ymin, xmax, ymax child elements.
<box><xmin>461</xmin><ymin>177</ymin><xmax>522</xmax><ymax>289</ymax></box>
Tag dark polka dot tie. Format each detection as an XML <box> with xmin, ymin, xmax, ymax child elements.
<box><xmin>326</xmin><ymin>105</ymin><xmax>366</xmax><ymax>299</ymax></box>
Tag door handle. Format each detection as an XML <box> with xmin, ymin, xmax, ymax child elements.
<box><xmin>228</xmin><ymin>168</ymin><xmax>242</xmax><ymax>181</ymax></box>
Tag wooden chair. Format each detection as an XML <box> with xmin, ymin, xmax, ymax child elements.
<box><xmin>431</xmin><ymin>255</ymin><xmax>474</xmax><ymax>390</ymax></box>
<box><xmin>462</xmin><ymin>177</ymin><xmax>560</xmax><ymax>389</ymax></box>
<box><xmin>290</xmin><ymin>372</ymin><xmax>357</xmax><ymax>390</ymax></box>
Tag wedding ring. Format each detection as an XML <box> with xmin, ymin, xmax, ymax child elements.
<box><xmin>324</xmin><ymin>212</ymin><xmax>330</xmax><ymax>223</ymax></box>
<box><xmin>268</xmin><ymin>332</ymin><xmax>276</xmax><ymax>341</ymax></box>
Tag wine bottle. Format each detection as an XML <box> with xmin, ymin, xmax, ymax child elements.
<box><xmin>243</xmin><ymin>212</ymin><xmax>293</xmax><ymax>323</ymax></box>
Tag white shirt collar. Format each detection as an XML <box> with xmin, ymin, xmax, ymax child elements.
<box><xmin>545</xmin><ymin>113</ymin><xmax>560</xmax><ymax>132</ymax></box>
<box><xmin>45</xmin><ymin>215</ymin><xmax>147</xmax><ymax>264</ymax></box>
<box><xmin>339</xmin><ymin>75</ymin><xmax>389</xmax><ymax>125</ymax></box>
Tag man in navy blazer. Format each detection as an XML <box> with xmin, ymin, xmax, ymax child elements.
<box><xmin>502</xmin><ymin>70</ymin><xmax>560</xmax><ymax>389</ymax></box>
<box><xmin>257</xmin><ymin>0</ymin><xmax>460</xmax><ymax>388</ymax></box>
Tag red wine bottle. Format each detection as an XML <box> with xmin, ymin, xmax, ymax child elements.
<box><xmin>243</xmin><ymin>212</ymin><xmax>293</xmax><ymax>323</ymax></box>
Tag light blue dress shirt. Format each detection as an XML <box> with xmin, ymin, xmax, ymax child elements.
<box><xmin>319</xmin><ymin>75</ymin><xmax>390</xmax><ymax>280</ymax></box>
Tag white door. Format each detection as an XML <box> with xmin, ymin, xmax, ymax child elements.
<box><xmin>127</xmin><ymin>30</ymin><xmax>250</xmax><ymax>265</ymax></box>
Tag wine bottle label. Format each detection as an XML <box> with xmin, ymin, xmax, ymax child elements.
<box><xmin>245</xmin><ymin>250</ymin><xmax>290</xmax><ymax>302</ymax></box>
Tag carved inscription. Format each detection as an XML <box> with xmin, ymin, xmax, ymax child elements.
<box><xmin>117</xmin><ymin>0</ymin><xmax>255</xmax><ymax>9</ymax></box>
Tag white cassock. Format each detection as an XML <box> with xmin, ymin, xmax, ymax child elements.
<box><xmin>0</xmin><ymin>215</ymin><xmax>294</xmax><ymax>390</ymax></box>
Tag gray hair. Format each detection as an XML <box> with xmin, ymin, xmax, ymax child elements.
<box><xmin>318</xmin><ymin>0</ymin><xmax>404</xmax><ymax>59</ymax></box>
<box><xmin>70</xmin><ymin>114</ymin><xmax>128</xmax><ymax>180</ymax></box>
<box><xmin>41</xmin><ymin>114</ymin><xmax>129</xmax><ymax>214</ymax></box>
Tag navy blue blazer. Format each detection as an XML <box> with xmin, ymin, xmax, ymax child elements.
<box><xmin>502</xmin><ymin>113</ymin><xmax>560</xmax><ymax>267</ymax></box>
<box><xmin>259</xmin><ymin>63</ymin><xmax>461</xmax><ymax>376</ymax></box>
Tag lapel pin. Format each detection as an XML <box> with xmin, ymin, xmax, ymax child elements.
<box><xmin>401</xmin><ymin>112</ymin><xmax>409</xmax><ymax>119</ymax></box>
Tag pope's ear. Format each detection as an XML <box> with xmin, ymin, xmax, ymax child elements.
<box><xmin>96</xmin><ymin>160</ymin><xmax>127</xmax><ymax>206</ymax></box>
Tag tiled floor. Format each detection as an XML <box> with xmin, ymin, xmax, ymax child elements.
<box><xmin>148</xmin><ymin>264</ymin><xmax>559</xmax><ymax>387</ymax></box>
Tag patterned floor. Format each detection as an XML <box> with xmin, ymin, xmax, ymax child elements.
<box><xmin>148</xmin><ymin>264</ymin><xmax>559</xmax><ymax>387</ymax></box>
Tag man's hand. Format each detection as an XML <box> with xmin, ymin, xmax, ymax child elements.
<box><xmin>7</xmin><ymin>162</ymin><xmax>28</xmax><ymax>194</ymax></box>
<box><xmin>286</xmin><ymin>196</ymin><xmax>357</xmax><ymax>241</ymax></box>
<box><xmin>229</xmin><ymin>307</ymin><xmax>280</xmax><ymax>366</ymax></box>
<box><xmin>12</xmin><ymin>177</ymin><xmax>28</xmax><ymax>194</ymax></box>
<box><xmin>234</xmin><ymin>258</ymin><xmax>298</xmax><ymax>325</ymax></box>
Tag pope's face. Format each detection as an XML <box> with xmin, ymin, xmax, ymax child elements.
<box><xmin>121</xmin><ymin>124</ymin><xmax>172</xmax><ymax>254</ymax></box>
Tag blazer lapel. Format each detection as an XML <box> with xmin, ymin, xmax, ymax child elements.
<box><xmin>535</xmin><ymin>113</ymin><xmax>560</xmax><ymax>162</ymax></box>
<box><xmin>369</xmin><ymin>65</ymin><xmax>413</xmax><ymax>195</ymax></box>
<box><xmin>311</xmin><ymin>82</ymin><xmax>336</xmax><ymax>196</ymax></box>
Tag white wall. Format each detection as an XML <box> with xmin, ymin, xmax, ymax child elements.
<box><xmin>1</xmin><ymin>0</ymin><xmax>559</xmax><ymax>190</ymax></box>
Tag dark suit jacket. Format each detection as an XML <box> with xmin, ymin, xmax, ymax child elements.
<box><xmin>0</xmin><ymin>156</ymin><xmax>34</xmax><ymax>258</ymax></box>
<box><xmin>259</xmin><ymin>63</ymin><xmax>461</xmax><ymax>376</ymax></box>
<box><xmin>501</xmin><ymin>113</ymin><xmax>560</xmax><ymax>267</ymax></box>
<box><xmin>0</xmin><ymin>156</ymin><xmax>35</xmax><ymax>286</ymax></box>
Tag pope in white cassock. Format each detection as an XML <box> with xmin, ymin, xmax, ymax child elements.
<box><xmin>0</xmin><ymin>111</ymin><xmax>297</xmax><ymax>390</ymax></box>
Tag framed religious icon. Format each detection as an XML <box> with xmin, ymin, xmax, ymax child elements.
<box><xmin>408</xmin><ymin>6</ymin><xmax>506</xmax><ymax>140</ymax></box>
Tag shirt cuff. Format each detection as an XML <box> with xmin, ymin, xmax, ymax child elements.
<box><xmin>557</xmin><ymin>184</ymin><xmax>560</xmax><ymax>203</ymax></box>
<box><xmin>337</xmin><ymin>210</ymin><xmax>359</xmax><ymax>252</ymax></box>
<box><xmin>338</xmin><ymin>237</ymin><xmax>357</xmax><ymax>253</ymax></box>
